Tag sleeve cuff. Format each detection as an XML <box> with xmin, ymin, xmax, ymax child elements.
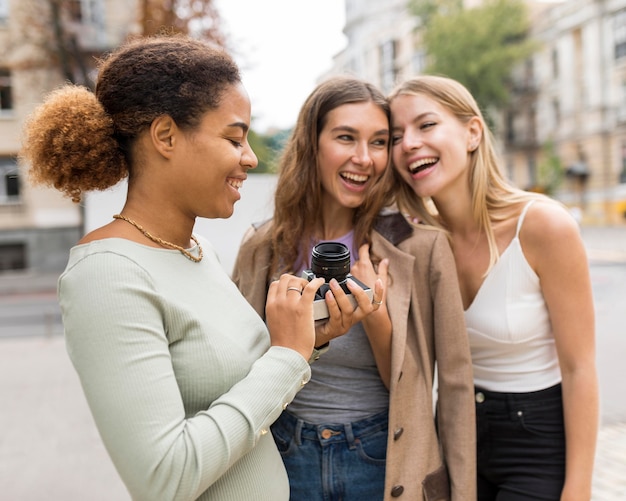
<box><xmin>308</xmin><ymin>342</ymin><xmax>330</xmax><ymax>363</ymax></box>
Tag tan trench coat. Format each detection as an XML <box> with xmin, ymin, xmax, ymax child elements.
<box><xmin>232</xmin><ymin>211</ymin><xmax>476</xmax><ymax>501</ymax></box>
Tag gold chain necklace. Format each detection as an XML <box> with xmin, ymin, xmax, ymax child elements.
<box><xmin>113</xmin><ymin>214</ymin><xmax>203</xmax><ymax>262</ymax></box>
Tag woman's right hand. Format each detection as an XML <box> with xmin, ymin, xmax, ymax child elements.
<box><xmin>265</xmin><ymin>273</ymin><xmax>326</xmax><ymax>360</ymax></box>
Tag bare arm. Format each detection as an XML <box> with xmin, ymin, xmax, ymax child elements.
<box><xmin>523</xmin><ymin>202</ymin><xmax>598</xmax><ymax>501</ymax></box>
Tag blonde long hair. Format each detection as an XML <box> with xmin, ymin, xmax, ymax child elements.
<box><xmin>388</xmin><ymin>75</ymin><xmax>547</xmax><ymax>271</ymax></box>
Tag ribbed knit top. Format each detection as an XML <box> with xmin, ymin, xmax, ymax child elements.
<box><xmin>58</xmin><ymin>236</ymin><xmax>311</xmax><ymax>501</ymax></box>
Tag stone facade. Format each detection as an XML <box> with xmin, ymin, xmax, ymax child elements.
<box><xmin>0</xmin><ymin>0</ymin><xmax>139</xmax><ymax>273</ymax></box>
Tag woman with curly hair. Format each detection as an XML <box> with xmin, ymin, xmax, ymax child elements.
<box><xmin>233</xmin><ymin>76</ymin><xmax>475</xmax><ymax>501</ymax></box>
<box><xmin>19</xmin><ymin>35</ymin><xmax>335</xmax><ymax>501</ymax></box>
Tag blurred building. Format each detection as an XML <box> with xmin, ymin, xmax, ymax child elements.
<box><xmin>521</xmin><ymin>0</ymin><xmax>626</xmax><ymax>222</ymax></box>
<box><xmin>327</xmin><ymin>0</ymin><xmax>626</xmax><ymax>223</ymax></box>
<box><xmin>0</xmin><ymin>0</ymin><xmax>138</xmax><ymax>274</ymax></box>
<box><xmin>329</xmin><ymin>0</ymin><xmax>423</xmax><ymax>93</ymax></box>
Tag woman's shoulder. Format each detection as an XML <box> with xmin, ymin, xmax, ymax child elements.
<box><xmin>517</xmin><ymin>199</ymin><xmax>584</xmax><ymax>271</ymax></box>
<box><xmin>78</xmin><ymin>223</ymin><xmax>120</xmax><ymax>244</ymax></box>
<box><xmin>375</xmin><ymin>207</ymin><xmax>437</xmax><ymax>236</ymax></box>
<box><xmin>521</xmin><ymin>199</ymin><xmax>580</xmax><ymax>243</ymax></box>
<box><xmin>374</xmin><ymin>209</ymin><xmax>450</xmax><ymax>260</ymax></box>
<box><xmin>239</xmin><ymin>219</ymin><xmax>273</xmax><ymax>246</ymax></box>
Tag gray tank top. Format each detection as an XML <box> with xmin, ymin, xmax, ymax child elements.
<box><xmin>288</xmin><ymin>231</ymin><xmax>389</xmax><ymax>423</ymax></box>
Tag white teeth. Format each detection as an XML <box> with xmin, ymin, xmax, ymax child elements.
<box><xmin>408</xmin><ymin>157</ymin><xmax>438</xmax><ymax>171</ymax></box>
<box><xmin>227</xmin><ymin>179</ymin><xmax>243</xmax><ymax>189</ymax></box>
<box><xmin>341</xmin><ymin>172</ymin><xmax>369</xmax><ymax>183</ymax></box>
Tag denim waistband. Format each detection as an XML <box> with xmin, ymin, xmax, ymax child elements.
<box><xmin>275</xmin><ymin>409</ymin><xmax>388</xmax><ymax>446</ymax></box>
<box><xmin>475</xmin><ymin>383</ymin><xmax>562</xmax><ymax>402</ymax></box>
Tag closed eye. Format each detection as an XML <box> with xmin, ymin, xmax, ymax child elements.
<box><xmin>337</xmin><ymin>134</ymin><xmax>355</xmax><ymax>141</ymax></box>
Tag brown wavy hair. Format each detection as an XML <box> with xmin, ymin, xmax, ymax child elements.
<box><xmin>20</xmin><ymin>35</ymin><xmax>240</xmax><ymax>203</ymax></box>
<box><xmin>269</xmin><ymin>76</ymin><xmax>392</xmax><ymax>276</ymax></box>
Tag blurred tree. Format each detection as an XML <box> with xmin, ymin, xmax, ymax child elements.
<box><xmin>248</xmin><ymin>129</ymin><xmax>275</xmax><ymax>173</ymax></box>
<box><xmin>537</xmin><ymin>139</ymin><xmax>563</xmax><ymax>195</ymax></box>
<box><xmin>15</xmin><ymin>0</ymin><xmax>227</xmax><ymax>90</ymax></box>
<box><xmin>48</xmin><ymin>0</ymin><xmax>92</xmax><ymax>87</ymax></box>
<box><xmin>140</xmin><ymin>0</ymin><xmax>226</xmax><ymax>45</ymax></box>
<box><xmin>248</xmin><ymin>128</ymin><xmax>292</xmax><ymax>174</ymax></box>
<box><xmin>410</xmin><ymin>0</ymin><xmax>536</xmax><ymax>114</ymax></box>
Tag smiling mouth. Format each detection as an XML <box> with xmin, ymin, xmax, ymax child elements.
<box><xmin>227</xmin><ymin>179</ymin><xmax>243</xmax><ymax>190</ymax></box>
<box><xmin>408</xmin><ymin>157</ymin><xmax>438</xmax><ymax>175</ymax></box>
<box><xmin>340</xmin><ymin>172</ymin><xmax>369</xmax><ymax>186</ymax></box>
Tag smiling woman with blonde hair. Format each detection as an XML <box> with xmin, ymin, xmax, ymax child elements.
<box><xmin>389</xmin><ymin>74</ymin><xmax>598</xmax><ymax>501</ymax></box>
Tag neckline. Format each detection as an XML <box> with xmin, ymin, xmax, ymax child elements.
<box><xmin>463</xmin><ymin>200</ymin><xmax>535</xmax><ymax>312</ymax></box>
<box><xmin>463</xmin><ymin>235</ymin><xmax>520</xmax><ymax>313</ymax></box>
<box><xmin>75</xmin><ymin>236</ymin><xmax>202</xmax><ymax>256</ymax></box>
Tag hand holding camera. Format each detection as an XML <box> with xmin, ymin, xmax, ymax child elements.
<box><xmin>266</xmin><ymin>273</ymin><xmax>325</xmax><ymax>360</ymax></box>
<box><xmin>302</xmin><ymin>242</ymin><xmax>374</xmax><ymax>321</ymax></box>
<box><xmin>303</xmin><ymin>242</ymin><xmax>388</xmax><ymax>349</ymax></box>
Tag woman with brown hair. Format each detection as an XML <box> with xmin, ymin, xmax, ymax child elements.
<box><xmin>233</xmin><ymin>76</ymin><xmax>475</xmax><ymax>500</ymax></box>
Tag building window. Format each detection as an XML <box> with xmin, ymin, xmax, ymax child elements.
<box><xmin>0</xmin><ymin>158</ymin><xmax>20</xmax><ymax>204</ymax></box>
<box><xmin>552</xmin><ymin>98</ymin><xmax>560</xmax><ymax>127</ymax></box>
<box><xmin>506</xmin><ymin>111</ymin><xmax>515</xmax><ymax>143</ymax></box>
<box><xmin>0</xmin><ymin>243</ymin><xmax>26</xmax><ymax>271</ymax></box>
<box><xmin>380</xmin><ymin>39</ymin><xmax>398</xmax><ymax>94</ymax></box>
<box><xmin>551</xmin><ymin>48</ymin><xmax>559</xmax><ymax>79</ymax></box>
<box><xmin>68</xmin><ymin>0</ymin><xmax>83</xmax><ymax>21</ymax></box>
<box><xmin>0</xmin><ymin>0</ymin><xmax>8</xmax><ymax>24</ymax></box>
<box><xmin>67</xmin><ymin>0</ymin><xmax>104</xmax><ymax>27</ymax></box>
<box><xmin>619</xmin><ymin>79</ymin><xmax>626</xmax><ymax>122</ymax></box>
<box><xmin>527</xmin><ymin>155</ymin><xmax>537</xmax><ymax>186</ymax></box>
<box><xmin>411</xmin><ymin>50</ymin><xmax>426</xmax><ymax>76</ymax></box>
<box><xmin>0</xmin><ymin>69</ymin><xmax>12</xmax><ymax>114</ymax></box>
<box><xmin>615</xmin><ymin>9</ymin><xmax>626</xmax><ymax>60</ymax></box>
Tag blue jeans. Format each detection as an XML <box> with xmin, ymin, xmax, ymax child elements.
<box><xmin>476</xmin><ymin>384</ymin><xmax>566</xmax><ymax>501</ymax></box>
<box><xmin>271</xmin><ymin>409</ymin><xmax>388</xmax><ymax>501</ymax></box>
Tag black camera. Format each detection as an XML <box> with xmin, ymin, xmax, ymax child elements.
<box><xmin>302</xmin><ymin>242</ymin><xmax>373</xmax><ymax>320</ymax></box>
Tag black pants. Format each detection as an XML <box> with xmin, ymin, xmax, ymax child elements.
<box><xmin>475</xmin><ymin>384</ymin><xmax>565</xmax><ymax>501</ymax></box>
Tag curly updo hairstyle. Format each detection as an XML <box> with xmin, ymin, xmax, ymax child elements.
<box><xmin>20</xmin><ymin>35</ymin><xmax>241</xmax><ymax>203</ymax></box>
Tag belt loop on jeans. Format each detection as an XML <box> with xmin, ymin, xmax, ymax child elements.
<box><xmin>294</xmin><ymin>418</ymin><xmax>304</xmax><ymax>446</ymax></box>
<box><xmin>344</xmin><ymin>422</ymin><xmax>356</xmax><ymax>450</ymax></box>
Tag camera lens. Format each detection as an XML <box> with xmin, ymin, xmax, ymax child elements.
<box><xmin>311</xmin><ymin>242</ymin><xmax>350</xmax><ymax>284</ymax></box>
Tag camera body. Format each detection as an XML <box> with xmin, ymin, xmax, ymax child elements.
<box><xmin>302</xmin><ymin>241</ymin><xmax>373</xmax><ymax>320</ymax></box>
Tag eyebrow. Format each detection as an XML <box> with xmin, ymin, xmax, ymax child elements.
<box><xmin>391</xmin><ymin>112</ymin><xmax>438</xmax><ymax>129</ymax></box>
<box><xmin>330</xmin><ymin>125</ymin><xmax>389</xmax><ymax>135</ymax></box>
<box><xmin>227</xmin><ymin>121</ymin><xmax>249</xmax><ymax>133</ymax></box>
<box><xmin>414</xmin><ymin>112</ymin><xmax>437</xmax><ymax>121</ymax></box>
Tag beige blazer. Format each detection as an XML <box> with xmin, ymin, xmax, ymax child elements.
<box><xmin>232</xmin><ymin>211</ymin><xmax>476</xmax><ymax>501</ymax></box>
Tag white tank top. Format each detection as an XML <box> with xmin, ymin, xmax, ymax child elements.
<box><xmin>465</xmin><ymin>201</ymin><xmax>562</xmax><ymax>392</ymax></box>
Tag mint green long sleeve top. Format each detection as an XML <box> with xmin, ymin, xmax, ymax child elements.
<box><xmin>58</xmin><ymin>236</ymin><xmax>311</xmax><ymax>501</ymax></box>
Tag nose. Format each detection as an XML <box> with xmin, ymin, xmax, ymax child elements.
<box><xmin>242</xmin><ymin>142</ymin><xmax>258</xmax><ymax>170</ymax></box>
<box><xmin>398</xmin><ymin>129</ymin><xmax>422</xmax><ymax>152</ymax></box>
<box><xmin>352</xmin><ymin>141</ymin><xmax>373</xmax><ymax>167</ymax></box>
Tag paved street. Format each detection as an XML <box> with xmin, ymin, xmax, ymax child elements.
<box><xmin>0</xmin><ymin>224</ymin><xmax>625</xmax><ymax>500</ymax></box>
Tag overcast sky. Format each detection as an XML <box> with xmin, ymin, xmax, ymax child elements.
<box><xmin>215</xmin><ymin>0</ymin><xmax>347</xmax><ymax>132</ymax></box>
